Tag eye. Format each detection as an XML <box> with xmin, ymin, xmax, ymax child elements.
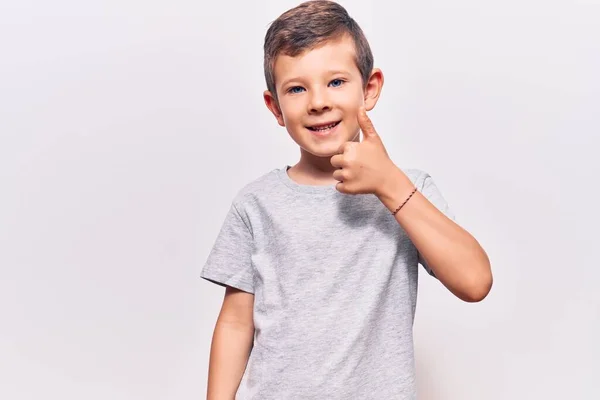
<box><xmin>329</xmin><ymin>79</ymin><xmax>345</xmax><ymax>87</ymax></box>
<box><xmin>288</xmin><ymin>86</ymin><xmax>305</xmax><ymax>94</ymax></box>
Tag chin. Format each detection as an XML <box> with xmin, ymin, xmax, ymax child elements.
<box><xmin>300</xmin><ymin>142</ymin><xmax>343</xmax><ymax>158</ymax></box>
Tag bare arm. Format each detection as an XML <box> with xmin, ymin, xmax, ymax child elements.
<box><xmin>378</xmin><ymin>168</ymin><xmax>493</xmax><ymax>302</ymax></box>
<box><xmin>206</xmin><ymin>286</ymin><xmax>255</xmax><ymax>400</ymax></box>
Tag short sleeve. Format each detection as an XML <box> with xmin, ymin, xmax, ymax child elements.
<box><xmin>416</xmin><ymin>172</ymin><xmax>456</xmax><ymax>277</ymax></box>
<box><xmin>200</xmin><ymin>202</ymin><xmax>255</xmax><ymax>294</ymax></box>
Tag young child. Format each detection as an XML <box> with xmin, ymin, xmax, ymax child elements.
<box><xmin>201</xmin><ymin>1</ymin><xmax>493</xmax><ymax>399</ymax></box>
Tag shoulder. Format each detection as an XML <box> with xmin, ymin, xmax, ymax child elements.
<box><xmin>399</xmin><ymin>167</ymin><xmax>432</xmax><ymax>189</ymax></box>
<box><xmin>229</xmin><ymin>166</ymin><xmax>284</xmax><ymax>209</ymax></box>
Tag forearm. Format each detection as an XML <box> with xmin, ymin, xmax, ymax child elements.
<box><xmin>207</xmin><ymin>320</ymin><xmax>255</xmax><ymax>400</ymax></box>
<box><xmin>377</xmin><ymin>168</ymin><xmax>492</xmax><ymax>302</ymax></box>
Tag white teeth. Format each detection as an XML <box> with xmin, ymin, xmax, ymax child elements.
<box><xmin>311</xmin><ymin>122</ymin><xmax>338</xmax><ymax>131</ymax></box>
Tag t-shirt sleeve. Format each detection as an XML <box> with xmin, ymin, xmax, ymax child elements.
<box><xmin>416</xmin><ymin>172</ymin><xmax>456</xmax><ymax>278</ymax></box>
<box><xmin>200</xmin><ymin>202</ymin><xmax>255</xmax><ymax>294</ymax></box>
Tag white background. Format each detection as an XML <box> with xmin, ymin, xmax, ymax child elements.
<box><xmin>1</xmin><ymin>0</ymin><xmax>598</xmax><ymax>399</ymax></box>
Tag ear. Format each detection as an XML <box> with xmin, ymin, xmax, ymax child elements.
<box><xmin>263</xmin><ymin>90</ymin><xmax>285</xmax><ymax>127</ymax></box>
<box><xmin>363</xmin><ymin>68</ymin><xmax>384</xmax><ymax>111</ymax></box>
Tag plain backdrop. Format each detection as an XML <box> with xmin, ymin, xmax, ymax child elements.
<box><xmin>1</xmin><ymin>0</ymin><xmax>598</xmax><ymax>399</ymax></box>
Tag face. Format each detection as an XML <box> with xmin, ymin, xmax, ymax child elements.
<box><xmin>264</xmin><ymin>34</ymin><xmax>383</xmax><ymax>159</ymax></box>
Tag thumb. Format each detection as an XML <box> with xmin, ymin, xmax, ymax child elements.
<box><xmin>358</xmin><ymin>106</ymin><xmax>378</xmax><ymax>140</ymax></box>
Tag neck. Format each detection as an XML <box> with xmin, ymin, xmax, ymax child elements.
<box><xmin>288</xmin><ymin>149</ymin><xmax>339</xmax><ymax>186</ymax></box>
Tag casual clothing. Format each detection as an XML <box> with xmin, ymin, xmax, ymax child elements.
<box><xmin>201</xmin><ymin>165</ymin><xmax>455</xmax><ymax>399</ymax></box>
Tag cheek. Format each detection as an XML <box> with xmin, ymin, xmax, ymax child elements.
<box><xmin>279</xmin><ymin>100</ymin><xmax>304</xmax><ymax>124</ymax></box>
<box><xmin>335</xmin><ymin>87</ymin><xmax>364</xmax><ymax>110</ymax></box>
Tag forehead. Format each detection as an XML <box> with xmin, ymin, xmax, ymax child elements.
<box><xmin>273</xmin><ymin>35</ymin><xmax>359</xmax><ymax>85</ymax></box>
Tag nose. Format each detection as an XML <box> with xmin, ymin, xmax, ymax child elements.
<box><xmin>307</xmin><ymin>87</ymin><xmax>332</xmax><ymax>113</ymax></box>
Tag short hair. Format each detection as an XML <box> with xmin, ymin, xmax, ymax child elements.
<box><xmin>263</xmin><ymin>0</ymin><xmax>374</xmax><ymax>101</ymax></box>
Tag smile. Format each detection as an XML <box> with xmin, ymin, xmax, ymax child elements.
<box><xmin>307</xmin><ymin>121</ymin><xmax>341</xmax><ymax>132</ymax></box>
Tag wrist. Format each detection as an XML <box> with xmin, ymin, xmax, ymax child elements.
<box><xmin>376</xmin><ymin>166</ymin><xmax>416</xmax><ymax>212</ymax></box>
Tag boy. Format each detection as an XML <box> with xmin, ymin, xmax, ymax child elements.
<box><xmin>201</xmin><ymin>1</ymin><xmax>493</xmax><ymax>399</ymax></box>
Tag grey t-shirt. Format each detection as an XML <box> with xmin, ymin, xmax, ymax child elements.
<box><xmin>201</xmin><ymin>165</ymin><xmax>455</xmax><ymax>399</ymax></box>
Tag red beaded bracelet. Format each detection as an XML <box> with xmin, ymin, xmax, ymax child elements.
<box><xmin>392</xmin><ymin>186</ymin><xmax>418</xmax><ymax>216</ymax></box>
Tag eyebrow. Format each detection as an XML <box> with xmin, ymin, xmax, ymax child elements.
<box><xmin>280</xmin><ymin>70</ymin><xmax>352</xmax><ymax>89</ymax></box>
